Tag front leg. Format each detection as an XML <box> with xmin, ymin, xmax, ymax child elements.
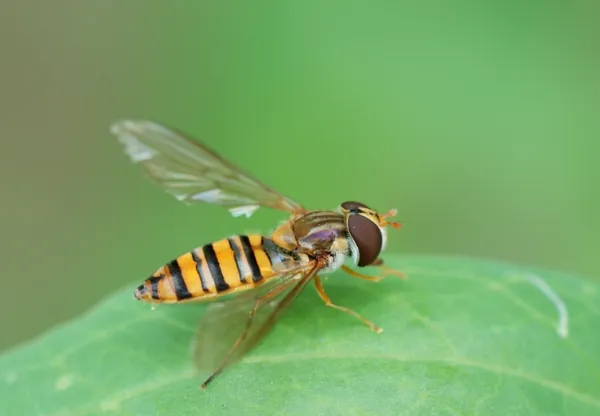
<box><xmin>341</xmin><ymin>259</ymin><xmax>406</xmax><ymax>282</ymax></box>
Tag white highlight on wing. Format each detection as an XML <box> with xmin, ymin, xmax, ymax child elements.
<box><xmin>111</xmin><ymin>122</ymin><xmax>158</xmax><ymax>162</ymax></box>
<box><xmin>229</xmin><ymin>205</ymin><xmax>260</xmax><ymax>218</ymax></box>
<box><xmin>525</xmin><ymin>273</ymin><xmax>569</xmax><ymax>338</ymax></box>
<box><xmin>192</xmin><ymin>189</ymin><xmax>225</xmax><ymax>203</ymax></box>
<box><xmin>191</xmin><ymin>190</ymin><xmax>258</xmax><ymax>216</ymax></box>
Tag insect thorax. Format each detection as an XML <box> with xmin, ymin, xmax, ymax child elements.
<box><xmin>291</xmin><ymin>211</ymin><xmax>354</xmax><ymax>273</ymax></box>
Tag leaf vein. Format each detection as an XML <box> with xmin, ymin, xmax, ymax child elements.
<box><xmin>45</xmin><ymin>353</ymin><xmax>600</xmax><ymax>416</ymax></box>
<box><xmin>242</xmin><ymin>354</ymin><xmax>600</xmax><ymax>409</ymax></box>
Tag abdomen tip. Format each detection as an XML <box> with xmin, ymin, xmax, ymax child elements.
<box><xmin>134</xmin><ymin>285</ymin><xmax>147</xmax><ymax>300</ymax></box>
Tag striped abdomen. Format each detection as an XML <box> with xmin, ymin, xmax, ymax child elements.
<box><xmin>134</xmin><ymin>235</ymin><xmax>300</xmax><ymax>303</ymax></box>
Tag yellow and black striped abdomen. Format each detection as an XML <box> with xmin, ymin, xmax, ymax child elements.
<box><xmin>134</xmin><ymin>235</ymin><xmax>297</xmax><ymax>303</ymax></box>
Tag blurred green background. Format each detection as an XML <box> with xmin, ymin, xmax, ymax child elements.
<box><xmin>1</xmin><ymin>1</ymin><xmax>598</xmax><ymax>352</ymax></box>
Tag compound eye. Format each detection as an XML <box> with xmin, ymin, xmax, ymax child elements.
<box><xmin>347</xmin><ymin>214</ymin><xmax>383</xmax><ymax>267</ymax></box>
<box><xmin>341</xmin><ymin>201</ymin><xmax>370</xmax><ymax>212</ymax></box>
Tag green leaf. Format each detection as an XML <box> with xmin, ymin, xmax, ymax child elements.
<box><xmin>2</xmin><ymin>255</ymin><xmax>599</xmax><ymax>416</ymax></box>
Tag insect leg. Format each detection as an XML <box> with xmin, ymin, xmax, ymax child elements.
<box><xmin>313</xmin><ymin>276</ymin><xmax>383</xmax><ymax>334</ymax></box>
<box><xmin>200</xmin><ymin>281</ymin><xmax>295</xmax><ymax>389</ymax></box>
<box><xmin>371</xmin><ymin>258</ymin><xmax>406</xmax><ymax>279</ymax></box>
<box><xmin>341</xmin><ymin>265</ymin><xmax>384</xmax><ymax>282</ymax></box>
<box><xmin>341</xmin><ymin>264</ymin><xmax>405</xmax><ymax>282</ymax></box>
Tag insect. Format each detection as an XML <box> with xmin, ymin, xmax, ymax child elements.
<box><xmin>111</xmin><ymin>120</ymin><xmax>404</xmax><ymax>389</ymax></box>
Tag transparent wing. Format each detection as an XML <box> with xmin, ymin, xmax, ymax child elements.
<box><xmin>191</xmin><ymin>260</ymin><xmax>324</xmax><ymax>387</ymax></box>
<box><xmin>111</xmin><ymin>119</ymin><xmax>306</xmax><ymax>217</ymax></box>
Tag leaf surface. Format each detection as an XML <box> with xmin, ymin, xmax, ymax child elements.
<box><xmin>1</xmin><ymin>255</ymin><xmax>599</xmax><ymax>416</ymax></box>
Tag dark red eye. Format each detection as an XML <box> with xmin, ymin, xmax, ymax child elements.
<box><xmin>341</xmin><ymin>201</ymin><xmax>370</xmax><ymax>212</ymax></box>
<box><xmin>347</xmin><ymin>214</ymin><xmax>382</xmax><ymax>267</ymax></box>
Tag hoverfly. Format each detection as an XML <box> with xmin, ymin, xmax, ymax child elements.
<box><xmin>111</xmin><ymin>120</ymin><xmax>404</xmax><ymax>389</ymax></box>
